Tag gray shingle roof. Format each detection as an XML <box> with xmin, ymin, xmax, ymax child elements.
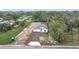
<box><xmin>33</xmin><ymin>22</ymin><xmax>48</xmax><ymax>29</ymax></box>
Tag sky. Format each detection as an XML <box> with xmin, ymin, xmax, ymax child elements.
<box><xmin>0</xmin><ymin>0</ymin><xmax>79</xmax><ymax>10</ymax></box>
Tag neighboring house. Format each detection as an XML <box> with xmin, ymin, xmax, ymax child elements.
<box><xmin>17</xmin><ymin>19</ymin><xmax>25</xmax><ymax>22</ymax></box>
<box><xmin>32</xmin><ymin>22</ymin><xmax>48</xmax><ymax>33</ymax></box>
<box><xmin>9</xmin><ymin>20</ymin><xmax>15</xmax><ymax>26</ymax></box>
<box><xmin>0</xmin><ymin>21</ymin><xmax>11</xmax><ymax>29</ymax></box>
<box><xmin>0</xmin><ymin>21</ymin><xmax>9</xmax><ymax>24</ymax></box>
<box><xmin>0</xmin><ymin>18</ymin><xmax>3</xmax><ymax>22</ymax></box>
<box><xmin>18</xmin><ymin>15</ymin><xmax>32</xmax><ymax>22</ymax></box>
<box><xmin>0</xmin><ymin>20</ymin><xmax>15</xmax><ymax>26</ymax></box>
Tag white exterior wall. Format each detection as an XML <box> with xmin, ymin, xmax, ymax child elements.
<box><xmin>33</xmin><ymin>29</ymin><xmax>41</xmax><ymax>32</ymax></box>
<box><xmin>33</xmin><ymin>29</ymin><xmax>48</xmax><ymax>33</ymax></box>
<box><xmin>42</xmin><ymin>29</ymin><xmax>48</xmax><ymax>32</ymax></box>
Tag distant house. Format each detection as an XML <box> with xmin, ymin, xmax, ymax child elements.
<box><xmin>17</xmin><ymin>15</ymin><xmax>32</xmax><ymax>22</ymax></box>
<box><xmin>0</xmin><ymin>18</ymin><xmax>3</xmax><ymax>22</ymax></box>
<box><xmin>0</xmin><ymin>21</ymin><xmax>11</xmax><ymax>29</ymax></box>
<box><xmin>9</xmin><ymin>20</ymin><xmax>15</xmax><ymax>26</ymax></box>
<box><xmin>32</xmin><ymin>23</ymin><xmax>48</xmax><ymax>33</ymax></box>
<box><xmin>0</xmin><ymin>21</ymin><xmax>7</xmax><ymax>23</ymax></box>
<box><xmin>0</xmin><ymin>20</ymin><xmax>15</xmax><ymax>26</ymax></box>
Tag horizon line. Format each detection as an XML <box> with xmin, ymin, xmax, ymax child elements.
<box><xmin>1</xmin><ymin>9</ymin><xmax>79</xmax><ymax>11</ymax></box>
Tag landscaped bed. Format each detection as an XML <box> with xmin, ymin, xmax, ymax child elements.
<box><xmin>0</xmin><ymin>27</ymin><xmax>23</xmax><ymax>45</ymax></box>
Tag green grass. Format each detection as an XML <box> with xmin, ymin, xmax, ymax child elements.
<box><xmin>58</xmin><ymin>41</ymin><xmax>79</xmax><ymax>46</ymax></box>
<box><xmin>0</xmin><ymin>27</ymin><xmax>23</xmax><ymax>45</ymax></box>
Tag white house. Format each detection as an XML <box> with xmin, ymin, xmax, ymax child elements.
<box><xmin>32</xmin><ymin>23</ymin><xmax>48</xmax><ymax>33</ymax></box>
<box><xmin>33</xmin><ymin>26</ymin><xmax>48</xmax><ymax>33</ymax></box>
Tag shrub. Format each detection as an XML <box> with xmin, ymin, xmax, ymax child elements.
<box><xmin>0</xmin><ymin>22</ymin><xmax>11</xmax><ymax>32</ymax></box>
<box><xmin>50</xmin><ymin>20</ymin><xmax>67</xmax><ymax>42</ymax></box>
<box><xmin>60</xmin><ymin>31</ymin><xmax>79</xmax><ymax>43</ymax></box>
<box><xmin>20</xmin><ymin>19</ymin><xmax>32</xmax><ymax>27</ymax></box>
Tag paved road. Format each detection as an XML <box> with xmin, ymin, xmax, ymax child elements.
<box><xmin>0</xmin><ymin>45</ymin><xmax>79</xmax><ymax>49</ymax></box>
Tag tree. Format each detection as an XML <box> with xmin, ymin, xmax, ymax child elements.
<box><xmin>0</xmin><ymin>22</ymin><xmax>11</xmax><ymax>32</ymax></box>
<box><xmin>0</xmin><ymin>11</ymin><xmax>4</xmax><ymax>18</ymax></box>
<box><xmin>50</xmin><ymin>20</ymin><xmax>67</xmax><ymax>42</ymax></box>
<box><xmin>11</xmin><ymin>12</ymin><xmax>20</xmax><ymax>21</ymax></box>
<box><xmin>32</xmin><ymin>11</ymin><xmax>43</xmax><ymax>22</ymax></box>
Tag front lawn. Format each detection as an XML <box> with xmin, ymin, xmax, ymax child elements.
<box><xmin>58</xmin><ymin>41</ymin><xmax>79</xmax><ymax>46</ymax></box>
<box><xmin>0</xmin><ymin>27</ymin><xmax>23</xmax><ymax>45</ymax></box>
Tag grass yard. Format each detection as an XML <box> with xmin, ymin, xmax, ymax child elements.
<box><xmin>58</xmin><ymin>41</ymin><xmax>79</xmax><ymax>46</ymax></box>
<box><xmin>0</xmin><ymin>27</ymin><xmax>23</xmax><ymax>45</ymax></box>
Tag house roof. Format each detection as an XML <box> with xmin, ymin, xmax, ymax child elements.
<box><xmin>32</xmin><ymin>22</ymin><xmax>48</xmax><ymax>30</ymax></box>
